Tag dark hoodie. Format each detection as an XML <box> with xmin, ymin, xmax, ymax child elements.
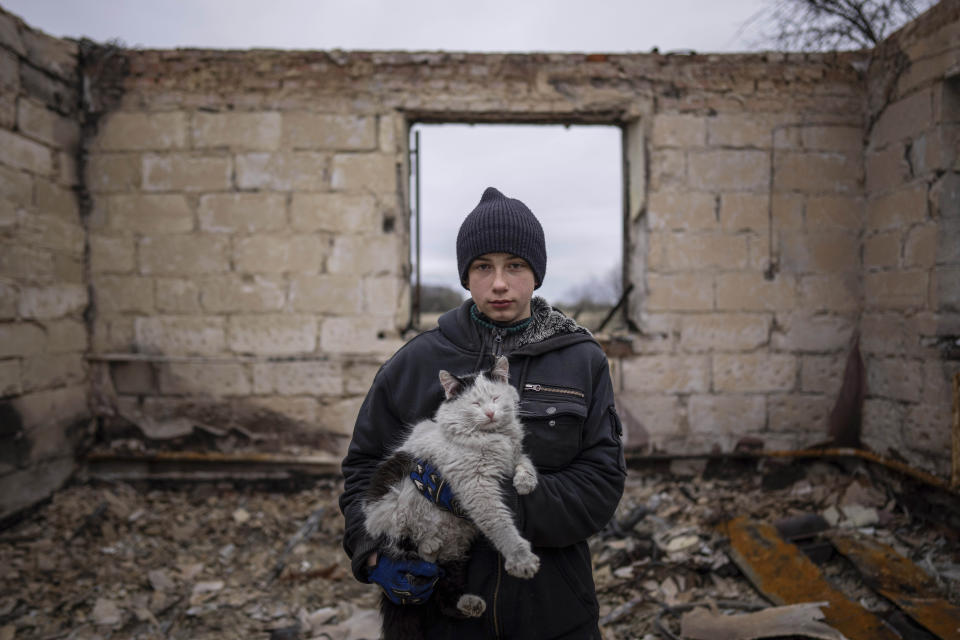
<box><xmin>339</xmin><ymin>298</ymin><xmax>626</xmax><ymax>639</ymax></box>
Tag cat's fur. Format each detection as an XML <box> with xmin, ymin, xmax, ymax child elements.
<box><xmin>362</xmin><ymin>356</ymin><xmax>539</xmax><ymax>637</ymax></box>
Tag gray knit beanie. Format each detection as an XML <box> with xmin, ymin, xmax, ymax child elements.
<box><xmin>456</xmin><ymin>187</ymin><xmax>547</xmax><ymax>290</ymax></box>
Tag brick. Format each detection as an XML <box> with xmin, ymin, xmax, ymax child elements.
<box><xmin>142</xmin><ymin>153</ymin><xmax>231</xmax><ymax>192</ymax></box>
<box><xmin>233</xmin><ymin>235</ymin><xmax>325</xmax><ymax>274</ymax></box>
<box><xmin>155</xmin><ymin>278</ymin><xmax>201</xmax><ymax>313</ymax></box>
<box><xmin>800</xmin><ymin>354</ymin><xmax>845</xmax><ymax>394</ymax></box>
<box><xmin>159</xmin><ymin>362</ymin><xmax>251</xmax><ymax>396</ymax></box>
<box><xmin>95</xmin><ymin>112</ymin><xmax>188</xmax><ymax>151</ymax></box>
<box><xmin>16</xmin><ymin>98</ymin><xmax>79</xmax><ymax>150</ymax></box>
<box><xmin>772</xmin><ymin>194</ymin><xmax>804</xmax><ymax>231</ymax></box>
<box><xmin>862</xmin><ymin>398</ymin><xmax>906</xmax><ymax>455</ymax></box>
<box><xmin>290</xmin><ymin>274</ymin><xmax>362</xmax><ymax>314</ymax></box>
<box><xmin>235</xmin><ymin>152</ymin><xmax>329</xmax><ymax>190</ymax></box>
<box><xmin>713</xmin><ymin>352</ymin><xmax>796</xmax><ymax>392</ymax></box>
<box><xmin>620</xmin><ymin>355</ymin><xmax>710</xmax><ymax>393</ymax></box>
<box><xmin>771</xmin><ymin>312</ymin><xmax>854</xmax><ymax>352</ymax></box>
<box><xmin>106</xmin><ymin>194</ymin><xmax>193</xmax><ymax>234</ymax></box>
<box><xmin>0</xmin><ymin>163</ymin><xmax>33</xmax><ymax>208</ymax></box>
<box><xmin>84</xmin><ymin>154</ymin><xmax>141</xmax><ymax>192</ymax></box>
<box><xmin>864</xmin><ymin>270</ymin><xmax>928</xmax><ymax>309</ymax></box>
<box><xmin>19</xmin><ymin>65</ymin><xmax>71</xmax><ymax>115</ymax></box>
<box><xmin>320</xmin><ymin>396</ymin><xmax>365</xmax><ymax>437</ymax></box>
<box><xmin>0</xmin><ymin>358</ymin><xmax>19</xmax><ymax>397</ymax></box>
<box><xmin>780</xmin><ymin>231</ymin><xmax>859</xmax><ymax>273</ymax></box>
<box><xmin>0</xmin><ymin>281</ymin><xmax>17</xmax><ymax>319</ymax></box>
<box><xmin>198</xmin><ymin>193</ymin><xmax>286</xmax><ymax>233</ymax></box>
<box><xmin>282</xmin><ymin>113</ymin><xmax>376</xmax><ymax>150</ymax></box>
<box><xmin>645</xmin><ymin>273</ymin><xmax>713</xmax><ymax>311</ymax></box>
<box><xmin>0</xmin><ymin>12</ymin><xmax>25</xmax><ymax>56</ymax></box>
<box><xmin>199</xmin><ymin>275</ymin><xmax>286</xmax><ymax>312</ymax></box>
<box><xmin>319</xmin><ymin>316</ymin><xmax>404</xmax><ymax>355</ymax></box>
<box><xmin>866</xmin><ymin>357</ymin><xmax>922</xmax><ymax>403</ymax></box>
<box><xmin>228</xmin><ymin>314</ymin><xmax>317</xmax><ymax>355</ymax></box>
<box><xmin>806</xmin><ymin>195</ymin><xmax>862</xmax><ymax>230</ymax></box>
<box><xmin>865</xmin><ymin>145</ymin><xmax>910</xmax><ymax>194</ymax></box>
<box><xmin>0</xmin><ymin>323</ymin><xmax>45</xmax><ymax>358</ymax></box>
<box><xmin>871</xmin><ymin>89</ymin><xmax>933</xmax><ymax>149</ymax></box>
<box><xmin>330</xmin><ymin>153</ymin><xmax>397</xmax><ymax>194</ymax></box>
<box><xmin>328</xmin><ymin>235</ymin><xmax>401</xmax><ymax>275</ymax></box>
<box><xmin>291</xmin><ymin>192</ymin><xmax>380</xmax><ymax>233</ymax></box>
<box><xmin>719</xmin><ymin>193</ymin><xmax>767</xmax><ymax>232</ymax></box>
<box><xmin>649</xmin><ymin>149</ymin><xmax>686</xmax><ymax>190</ymax></box>
<box><xmin>863</xmin><ymin>231</ymin><xmax>901</xmax><ymax>269</ymax></box>
<box><xmin>18</xmin><ymin>284</ymin><xmax>87</xmax><ymax>319</ymax></box>
<box><xmin>89</xmin><ymin>234</ymin><xmax>136</xmax><ymax>273</ymax></box>
<box><xmin>656</xmin><ymin>232</ymin><xmax>749</xmax><ymax>271</ymax></box>
<box><xmin>688</xmin><ymin>394</ymin><xmax>765</xmax><ymax>434</ymax></box>
<box><xmin>679</xmin><ymin>313</ymin><xmax>770</xmax><ymax>351</ymax></box>
<box><xmin>616</xmin><ymin>394</ymin><xmax>683</xmax><ymax>446</ymax></box>
<box><xmin>57</xmin><ymin>150</ymin><xmax>78</xmax><ymax>188</ymax></box>
<box><xmin>15</xmin><ymin>385</ymin><xmax>87</xmax><ymax>437</ymax></box>
<box><xmin>707</xmin><ymin>114</ymin><xmax>777</xmax><ymax>148</ymax></box>
<box><xmin>35</xmin><ymin>180</ymin><xmax>79</xmax><ymax>219</ymax></box>
<box><xmin>767</xmin><ymin>393</ymin><xmax>832</xmax><ymax>433</ymax></box>
<box><xmin>91</xmin><ymin>317</ymin><xmax>134</xmax><ymax>353</ymax></box>
<box><xmin>19</xmin><ymin>212</ymin><xmax>85</xmax><ymax>256</ymax></box>
<box><xmin>53</xmin><ymin>253</ymin><xmax>83</xmax><ymax>284</ymax></box>
<box><xmin>0</xmin><ymin>244</ymin><xmax>53</xmax><ymax>284</ymax></box>
<box><xmin>134</xmin><ymin>316</ymin><xmax>226</xmax><ymax>356</ymax></box>
<box><xmin>715</xmin><ymin>272</ymin><xmax>796</xmax><ymax>311</ymax></box>
<box><xmin>21</xmin><ymin>353</ymin><xmax>86</xmax><ymax>392</ymax></box>
<box><xmin>798</xmin><ymin>274</ymin><xmax>860</xmax><ymax>312</ymax></box>
<box><xmin>0</xmin><ymin>128</ymin><xmax>52</xmax><ymax>175</ymax></box>
<box><xmin>774</xmin><ymin>151</ymin><xmax>860</xmax><ymax>194</ymax></box>
<box><xmin>252</xmin><ymin>360</ymin><xmax>343</xmax><ymax>395</ymax></box>
<box><xmin>363</xmin><ymin>275</ymin><xmax>403</xmax><ymax>316</ymax></box>
<box><xmin>652</xmin><ymin>114</ymin><xmax>706</xmax><ymax>148</ymax></box>
<box><xmin>379</xmin><ymin>113</ymin><xmax>402</xmax><ymax>153</ymax></box>
<box><xmin>192</xmin><ymin>111</ymin><xmax>281</xmax><ymax>150</ymax></box>
<box><xmin>249</xmin><ymin>396</ymin><xmax>319</xmax><ymax>425</ymax></box>
<box><xmin>0</xmin><ymin>49</ymin><xmax>17</xmax><ymax>91</ymax></box>
<box><xmin>0</xmin><ymin>92</ymin><xmax>12</xmax><ymax>129</ymax></box>
<box><xmin>139</xmin><ymin>235</ymin><xmax>230</xmax><ymax>275</ymax></box>
<box><xmin>95</xmin><ymin>275</ymin><xmax>154</xmax><ymax>314</ymax></box>
<box><xmin>937</xmin><ymin>266</ymin><xmax>960</xmax><ymax>312</ymax></box>
<box><xmin>865</xmin><ymin>184</ymin><xmax>927</xmax><ymax>231</ymax></box>
<box><xmin>21</xmin><ymin>28</ymin><xmax>77</xmax><ymax>80</ymax></box>
<box><xmin>860</xmin><ymin>312</ymin><xmax>908</xmax><ymax>356</ymax></box>
<box><xmin>44</xmin><ymin>319</ymin><xmax>86</xmax><ymax>353</ymax></box>
<box><xmin>801</xmin><ymin>125</ymin><xmax>862</xmax><ymax>152</ymax></box>
<box><xmin>905</xmin><ymin>402</ymin><xmax>951</xmax><ymax>460</ymax></box>
<box><xmin>110</xmin><ymin>361</ymin><xmax>155</xmax><ymax>394</ymax></box>
<box><xmin>688</xmin><ymin>150</ymin><xmax>769</xmax><ymax>191</ymax></box>
<box><xmin>647</xmin><ymin>191</ymin><xmax>716</xmax><ymax>231</ymax></box>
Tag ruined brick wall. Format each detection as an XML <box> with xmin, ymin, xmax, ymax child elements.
<box><xmin>860</xmin><ymin>0</ymin><xmax>960</xmax><ymax>477</ymax></box>
<box><xmin>79</xmin><ymin>45</ymin><xmax>871</xmax><ymax>461</ymax></box>
<box><xmin>2</xmin><ymin>2</ymin><xmax>959</xmax><ymax>499</ymax></box>
<box><xmin>0</xmin><ymin>9</ymin><xmax>89</xmax><ymax>519</ymax></box>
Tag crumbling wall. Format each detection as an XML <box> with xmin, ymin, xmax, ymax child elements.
<box><xmin>860</xmin><ymin>0</ymin><xmax>960</xmax><ymax>477</ymax></box>
<box><xmin>0</xmin><ymin>9</ymin><xmax>90</xmax><ymax>519</ymax></box>
<box><xmin>78</xmin><ymin>46</ymin><xmax>871</xmax><ymax>461</ymax></box>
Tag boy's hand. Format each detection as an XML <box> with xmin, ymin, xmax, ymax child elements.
<box><xmin>410</xmin><ymin>459</ymin><xmax>468</xmax><ymax>518</ymax></box>
<box><xmin>367</xmin><ymin>555</ymin><xmax>442</xmax><ymax>605</ymax></box>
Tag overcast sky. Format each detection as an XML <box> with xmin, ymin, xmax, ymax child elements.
<box><xmin>3</xmin><ymin>0</ymin><xmax>772</xmax><ymax>305</ymax></box>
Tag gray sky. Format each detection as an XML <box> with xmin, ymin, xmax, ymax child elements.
<box><xmin>3</xmin><ymin>0</ymin><xmax>771</xmax><ymax>305</ymax></box>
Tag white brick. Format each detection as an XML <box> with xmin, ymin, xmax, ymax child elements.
<box><xmin>252</xmin><ymin>360</ymin><xmax>343</xmax><ymax>395</ymax></box>
<box><xmin>135</xmin><ymin>316</ymin><xmax>227</xmax><ymax>356</ymax></box>
<box><xmin>228</xmin><ymin>314</ymin><xmax>317</xmax><ymax>355</ymax></box>
<box><xmin>18</xmin><ymin>284</ymin><xmax>87</xmax><ymax>319</ymax></box>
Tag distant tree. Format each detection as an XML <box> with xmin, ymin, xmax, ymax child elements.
<box><xmin>420</xmin><ymin>284</ymin><xmax>464</xmax><ymax>313</ymax></box>
<box><xmin>557</xmin><ymin>262</ymin><xmax>622</xmax><ymax>311</ymax></box>
<box><xmin>744</xmin><ymin>0</ymin><xmax>935</xmax><ymax>51</ymax></box>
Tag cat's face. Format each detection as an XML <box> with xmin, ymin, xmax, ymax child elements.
<box><xmin>436</xmin><ymin>371</ymin><xmax>520</xmax><ymax>434</ymax></box>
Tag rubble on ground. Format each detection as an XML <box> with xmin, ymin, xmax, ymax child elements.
<box><xmin>0</xmin><ymin>458</ymin><xmax>958</xmax><ymax>639</ymax></box>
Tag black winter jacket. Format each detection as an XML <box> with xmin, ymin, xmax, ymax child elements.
<box><xmin>339</xmin><ymin>299</ymin><xmax>627</xmax><ymax>639</ymax></box>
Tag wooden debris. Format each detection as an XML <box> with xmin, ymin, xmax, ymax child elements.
<box><xmin>680</xmin><ymin>602</ymin><xmax>848</xmax><ymax>640</ymax></box>
<box><xmin>721</xmin><ymin>517</ymin><xmax>900</xmax><ymax>640</ymax></box>
<box><xmin>266</xmin><ymin>505</ymin><xmax>327</xmax><ymax>584</ymax></box>
<box><xmin>829</xmin><ymin>532</ymin><xmax>960</xmax><ymax>639</ymax></box>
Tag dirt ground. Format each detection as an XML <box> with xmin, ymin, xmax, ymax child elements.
<box><xmin>1</xmin><ymin>457</ymin><xmax>958</xmax><ymax>639</ymax></box>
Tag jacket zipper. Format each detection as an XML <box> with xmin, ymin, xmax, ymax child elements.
<box><xmin>523</xmin><ymin>383</ymin><xmax>585</xmax><ymax>399</ymax></box>
<box><xmin>493</xmin><ymin>328</ymin><xmax>504</xmax><ymax>358</ymax></box>
<box><xmin>493</xmin><ymin>553</ymin><xmax>502</xmax><ymax>638</ymax></box>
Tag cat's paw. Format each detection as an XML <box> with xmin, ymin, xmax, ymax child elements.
<box><xmin>418</xmin><ymin>538</ymin><xmax>441</xmax><ymax>562</ymax></box>
<box><xmin>513</xmin><ymin>467</ymin><xmax>538</xmax><ymax>495</ymax></box>
<box><xmin>456</xmin><ymin>594</ymin><xmax>486</xmax><ymax>617</ymax></box>
<box><xmin>504</xmin><ymin>549</ymin><xmax>540</xmax><ymax>579</ymax></box>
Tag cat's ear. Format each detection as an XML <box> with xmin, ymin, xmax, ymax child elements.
<box><xmin>490</xmin><ymin>355</ymin><xmax>509</xmax><ymax>383</ymax></box>
<box><xmin>439</xmin><ymin>370</ymin><xmax>461</xmax><ymax>399</ymax></box>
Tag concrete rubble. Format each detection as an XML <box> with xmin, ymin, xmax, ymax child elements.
<box><xmin>1</xmin><ymin>458</ymin><xmax>958</xmax><ymax>639</ymax></box>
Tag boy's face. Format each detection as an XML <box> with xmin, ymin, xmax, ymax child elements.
<box><xmin>467</xmin><ymin>252</ymin><xmax>535</xmax><ymax>324</ymax></box>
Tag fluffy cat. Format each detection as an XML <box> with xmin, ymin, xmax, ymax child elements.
<box><xmin>362</xmin><ymin>355</ymin><xmax>539</xmax><ymax>637</ymax></box>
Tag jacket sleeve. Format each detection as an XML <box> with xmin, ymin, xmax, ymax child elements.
<box><xmin>338</xmin><ymin>363</ymin><xmax>402</xmax><ymax>582</ymax></box>
<box><xmin>511</xmin><ymin>348</ymin><xmax>626</xmax><ymax>548</ymax></box>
